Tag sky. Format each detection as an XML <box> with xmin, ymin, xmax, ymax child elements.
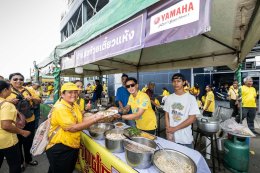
<box><xmin>0</xmin><ymin>0</ymin><xmax>65</xmax><ymax>80</ymax></box>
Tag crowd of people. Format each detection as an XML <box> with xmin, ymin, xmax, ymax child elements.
<box><xmin>0</xmin><ymin>72</ymin><xmax>259</xmax><ymax>173</ymax></box>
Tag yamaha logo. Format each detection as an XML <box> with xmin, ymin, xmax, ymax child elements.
<box><xmin>154</xmin><ymin>17</ymin><xmax>160</xmax><ymax>25</ymax></box>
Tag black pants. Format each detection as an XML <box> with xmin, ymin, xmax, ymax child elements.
<box><xmin>46</xmin><ymin>143</ymin><xmax>79</xmax><ymax>173</ymax></box>
<box><xmin>242</xmin><ymin>108</ymin><xmax>256</xmax><ymax>131</ymax></box>
<box><xmin>0</xmin><ymin>143</ymin><xmax>21</xmax><ymax>173</ymax></box>
<box><xmin>203</xmin><ymin>111</ymin><xmax>213</xmax><ymax>117</ymax></box>
<box><xmin>230</xmin><ymin>99</ymin><xmax>239</xmax><ymax>117</ymax></box>
<box><xmin>34</xmin><ymin>106</ymin><xmax>40</xmax><ymax>129</ymax></box>
<box><xmin>17</xmin><ymin>121</ymin><xmax>35</xmax><ymax>164</ymax></box>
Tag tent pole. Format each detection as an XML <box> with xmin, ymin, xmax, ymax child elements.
<box><xmin>235</xmin><ymin>61</ymin><xmax>242</xmax><ymax>124</ymax></box>
<box><xmin>53</xmin><ymin>47</ymin><xmax>61</xmax><ymax>104</ymax></box>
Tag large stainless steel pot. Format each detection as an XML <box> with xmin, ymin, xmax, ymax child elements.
<box><xmin>123</xmin><ymin>137</ymin><xmax>157</xmax><ymax>169</ymax></box>
<box><xmin>88</xmin><ymin>123</ymin><xmax>115</xmax><ymax>140</ymax></box>
<box><xmin>104</xmin><ymin>129</ymin><xmax>127</xmax><ymax>153</ymax></box>
<box><xmin>152</xmin><ymin>149</ymin><xmax>197</xmax><ymax>173</ymax></box>
<box><xmin>197</xmin><ymin>117</ymin><xmax>219</xmax><ymax>133</ymax></box>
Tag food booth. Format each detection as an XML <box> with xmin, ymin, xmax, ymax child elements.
<box><xmin>37</xmin><ymin>0</ymin><xmax>260</xmax><ymax>172</ymax></box>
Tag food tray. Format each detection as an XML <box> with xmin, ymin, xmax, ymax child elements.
<box><xmin>125</xmin><ymin>127</ymin><xmax>157</xmax><ymax>140</ymax></box>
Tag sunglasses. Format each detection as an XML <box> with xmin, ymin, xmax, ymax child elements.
<box><xmin>13</xmin><ymin>78</ymin><xmax>24</xmax><ymax>81</ymax></box>
<box><xmin>126</xmin><ymin>83</ymin><xmax>136</xmax><ymax>88</ymax></box>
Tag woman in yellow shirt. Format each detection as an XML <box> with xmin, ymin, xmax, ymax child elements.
<box><xmin>73</xmin><ymin>80</ymin><xmax>85</xmax><ymax>113</ymax></box>
<box><xmin>46</xmin><ymin>82</ymin><xmax>105</xmax><ymax>173</ymax></box>
<box><xmin>0</xmin><ymin>80</ymin><xmax>31</xmax><ymax>172</ymax></box>
<box><xmin>7</xmin><ymin>73</ymin><xmax>41</xmax><ymax>168</ymax></box>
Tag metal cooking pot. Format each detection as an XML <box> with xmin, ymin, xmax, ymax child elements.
<box><xmin>152</xmin><ymin>149</ymin><xmax>197</xmax><ymax>173</ymax></box>
<box><xmin>123</xmin><ymin>137</ymin><xmax>157</xmax><ymax>169</ymax></box>
<box><xmin>197</xmin><ymin>117</ymin><xmax>220</xmax><ymax>133</ymax></box>
<box><xmin>88</xmin><ymin>123</ymin><xmax>115</xmax><ymax>140</ymax></box>
<box><xmin>104</xmin><ymin>129</ymin><xmax>128</xmax><ymax>153</ymax></box>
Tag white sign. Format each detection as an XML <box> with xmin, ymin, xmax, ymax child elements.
<box><xmin>150</xmin><ymin>0</ymin><xmax>200</xmax><ymax>35</ymax></box>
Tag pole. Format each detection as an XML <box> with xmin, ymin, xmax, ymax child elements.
<box><xmin>235</xmin><ymin>63</ymin><xmax>242</xmax><ymax>123</ymax></box>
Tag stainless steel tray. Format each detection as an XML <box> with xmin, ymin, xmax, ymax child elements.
<box><xmin>152</xmin><ymin>149</ymin><xmax>197</xmax><ymax>173</ymax></box>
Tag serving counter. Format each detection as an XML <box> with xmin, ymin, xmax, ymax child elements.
<box><xmin>77</xmin><ymin>130</ymin><xmax>211</xmax><ymax>173</ymax></box>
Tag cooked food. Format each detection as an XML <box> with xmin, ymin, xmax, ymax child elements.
<box><xmin>127</xmin><ymin>127</ymin><xmax>141</xmax><ymax>136</ymax></box>
<box><xmin>155</xmin><ymin>153</ymin><xmax>193</xmax><ymax>173</ymax></box>
<box><xmin>140</xmin><ymin>132</ymin><xmax>156</xmax><ymax>140</ymax></box>
<box><xmin>106</xmin><ymin>133</ymin><xmax>126</xmax><ymax>140</ymax></box>
<box><xmin>115</xmin><ymin>122</ymin><xmax>123</xmax><ymax>127</ymax></box>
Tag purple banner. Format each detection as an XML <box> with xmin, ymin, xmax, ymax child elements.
<box><xmin>145</xmin><ymin>0</ymin><xmax>211</xmax><ymax>48</ymax></box>
<box><xmin>74</xmin><ymin>13</ymin><xmax>146</xmax><ymax>67</ymax></box>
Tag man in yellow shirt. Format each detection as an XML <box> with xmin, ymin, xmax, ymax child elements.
<box><xmin>119</xmin><ymin>77</ymin><xmax>157</xmax><ymax>134</ymax></box>
<box><xmin>241</xmin><ymin>77</ymin><xmax>259</xmax><ymax>135</ymax></box>
<box><xmin>228</xmin><ymin>80</ymin><xmax>239</xmax><ymax>118</ymax></box>
<box><xmin>203</xmin><ymin>85</ymin><xmax>215</xmax><ymax>117</ymax></box>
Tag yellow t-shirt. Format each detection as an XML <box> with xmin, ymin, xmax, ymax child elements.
<box><xmin>47</xmin><ymin>99</ymin><xmax>83</xmax><ymax>149</ymax></box>
<box><xmin>76</xmin><ymin>98</ymin><xmax>85</xmax><ymax>112</ymax></box>
<box><xmin>228</xmin><ymin>86</ymin><xmax>238</xmax><ymax>100</ymax></box>
<box><xmin>141</xmin><ymin>87</ymin><xmax>148</xmax><ymax>93</ymax></box>
<box><xmin>162</xmin><ymin>90</ymin><xmax>170</xmax><ymax>96</ymax></box>
<box><xmin>242</xmin><ymin>85</ymin><xmax>257</xmax><ymax>108</ymax></box>
<box><xmin>6</xmin><ymin>86</ymin><xmax>39</xmax><ymax>123</ymax></box>
<box><xmin>127</xmin><ymin>91</ymin><xmax>157</xmax><ymax>130</ymax></box>
<box><xmin>91</xmin><ymin>85</ymin><xmax>96</xmax><ymax>92</ymax></box>
<box><xmin>47</xmin><ymin>85</ymin><xmax>54</xmax><ymax>96</ymax></box>
<box><xmin>86</xmin><ymin>86</ymin><xmax>91</xmax><ymax>93</ymax></box>
<box><xmin>0</xmin><ymin>98</ymin><xmax>19</xmax><ymax>149</ymax></box>
<box><xmin>204</xmin><ymin>91</ymin><xmax>215</xmax><ymax>113</ymax></box>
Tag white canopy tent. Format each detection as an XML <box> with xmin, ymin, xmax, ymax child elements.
<box><xmin>59</xmin><ymin>0</ymin><xmax>260</xmax><ymax>78</ymax></box>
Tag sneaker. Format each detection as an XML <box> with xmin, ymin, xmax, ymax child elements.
<box><xmin>21</xmin><ymin>164</ymin><xmax>25</xmax><ymax>172</ymax></box>
<box><xmin>26</xmin><ymin>160</ymin><xmax>38</xmax><ymax>166</ymax></box>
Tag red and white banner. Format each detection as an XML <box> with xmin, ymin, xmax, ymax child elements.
<box><xmin>150</xmin><ymin>0</ymin><xmax>200</xmax><ymax>35</ymax></box>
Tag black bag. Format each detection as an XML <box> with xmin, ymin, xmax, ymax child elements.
<box><xmin>12</xmin><ymin>88</ymin><xmax>33</xmax><ymax>119</ymax></box>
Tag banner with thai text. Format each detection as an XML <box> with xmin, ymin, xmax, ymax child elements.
<box><xmin>78</xmin><ymin>132</ymin><xmax>137</xmax><ymax>173</ymax></box>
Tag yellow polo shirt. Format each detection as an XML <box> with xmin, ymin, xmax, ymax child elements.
<box><xmin>6</xmin><ymin>87</ymin><xmax>39</xmax><ymax>123</ymax></box>
<box><xmin>47</xmin><ymin>99</ymin><xmax>83</xmax><ymax>149</ymax></box>
<box><xmin>76</xmin><ymin>98</ymin><xmax>85</xmax><ymax>112</ymax></box>
<box><xmin>242</xmin><ymin>85</ymin><xmax>257</xmax><ymax>108</ymax></box>
<box><xmin>127</xmin><ymin>91</ymin><xmax>157</xmax><ymax>130</ymax></box>
<box><xmin>162</xmin><ymin>90</ymin><xmax>170</xmax><ymax>96</ymax></box>
<box><xmin>47</xmin><ymin>85</ymin><xmax>54</xmax><ymax>96</ymax></box>
<box><xmin>0</xmin><ymin>98</ymin><xmax>19</xmax><ymax>149</ymax></box>
<box><xmin>228</xmin><ymin>86</ymin><xmax>238</xmax><ymax>100</ymax></box>
<box><xmin>204</xmin><ymin>91</ymin><xmax>215</xmax><ymax>113</ymax></box>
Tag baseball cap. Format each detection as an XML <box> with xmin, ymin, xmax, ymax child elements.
<box><xmin>61</xmin><ymin>82</ymin><xmax>81</xmax><ymax>93</ymax></box>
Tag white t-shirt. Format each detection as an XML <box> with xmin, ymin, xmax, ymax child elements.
<box><xmin>163</xmin><ymin>93</ymin><xmax>200</xmax><ymax>144</ymax></box>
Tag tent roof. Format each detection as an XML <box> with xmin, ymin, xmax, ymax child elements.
<box><xmin>61</xmin><ymin>0</ymin><xmax>260</xmax><ymax>77</ymax></box>
<box><xmin>38</xmin><ymin>0</ymin><xmax>159</xmax><ymax>68</ymax></box>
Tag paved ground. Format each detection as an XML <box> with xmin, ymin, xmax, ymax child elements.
<box><xmin>1</xmin><ymin>101</ymin><xmax>260</xmax><ymax>173</ymax></box>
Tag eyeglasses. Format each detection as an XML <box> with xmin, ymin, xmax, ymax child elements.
<box><xmin>126</xmin><ymin>83</ymin><xmax>136</xmax><ymax>88</ymax></box>
<box><xmin>13</xmin><ymin>78</ymin><xmax>24</xmax><ymax>81</ymax></box>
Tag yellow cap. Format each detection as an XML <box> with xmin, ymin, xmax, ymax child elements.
<box><xmin>61</xmin><ymin>82</ymin><xmax>81</xmax><ymax>93</ymax></box>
